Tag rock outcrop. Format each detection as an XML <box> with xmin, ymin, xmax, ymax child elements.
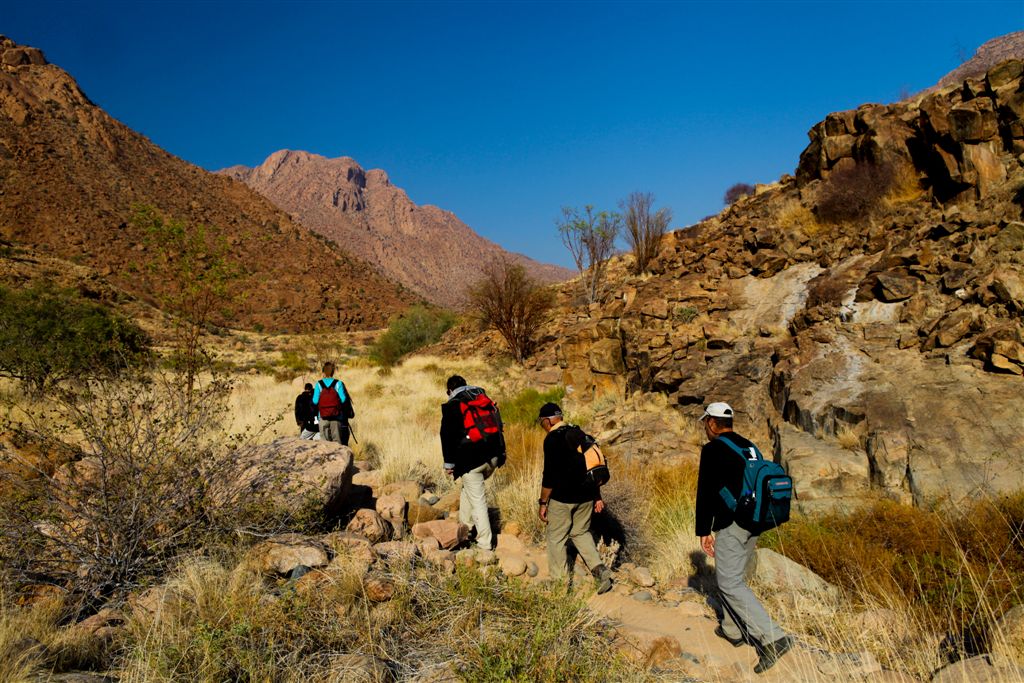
<box><xmin>0</xmin><ymin>36</ymin><xmax>417</xmax><ymax>332</ymax></box>
<box><xmin>446</xmin><ymin>58</ymin><xmax>1024</xmax><ymax>513</ymax></box>
<box><xmin>220</xmin><ymin>150</ymin><xmax>573</xmax><ymax>308</ymax></box>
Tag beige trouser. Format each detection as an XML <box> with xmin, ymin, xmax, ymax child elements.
<box><xmin>546</xmin><ymin>499</ymin><xmax>602</xmax><ymax>580</ymax></box>
<box><xmin>459</xmin><ymin>461</ymin><xmax>495</xmax><ymax>550</ymax></box>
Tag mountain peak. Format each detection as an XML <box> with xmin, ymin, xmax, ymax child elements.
<box><xmin>223</xmin><ymin>150</ymin><xmax>571</xmax><ymax>307</ymax></box>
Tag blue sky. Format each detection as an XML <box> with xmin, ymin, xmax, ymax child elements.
<box><xmin>4</xmin><ymin>1</ymin><xmax>1021</xmax><ymax>267</ymax></box>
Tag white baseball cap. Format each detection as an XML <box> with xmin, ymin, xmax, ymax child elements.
<box><xmin>700</xmin><ymin>402</ymin><xmax>734</xmax><ymax>420</ymax></box>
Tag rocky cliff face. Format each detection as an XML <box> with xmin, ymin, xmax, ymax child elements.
<box><xmin>0</xmin><ymin>37</ymin><xmax>417</xmax><ymax>331</ymax></box>
<box><xmin>221</xmin><ymin>151</ymin><xmax>573</xmax><ymax>309</ymax></box>
<box><xmin>449</xmin><ymin>59</ymin><xmax>1024</xmax><ymax>513</ymax></box>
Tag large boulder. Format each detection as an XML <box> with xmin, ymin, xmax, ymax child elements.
<box><xmin>752</xmin><ymin>548</ymin><xmax>840</xmax><ymax>604</ymax></box>
<box><xmin>231</xmin><ymin>437</ymin><xmax>354</xmax><ymax>520</ymax></box>
<box><xmin>346</xmin><ymin>508</ymin><xmax>392</xmax><ymax>544</ymax></box>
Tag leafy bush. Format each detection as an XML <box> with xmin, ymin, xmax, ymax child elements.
<box><xmin>0</xmin><ymin>282</ymin><xmax>151</xmax><ymax>393</ymax></box>
<box><xmin>723</xmin><ymin>182</ymin><xmax>756</xmax><ymax>205</ymax></box>
<box><xmin>371</xmin><ymin>305</ymin><xmax>456</xmax><ymax>367</ymax></box>
<box><xmin>815</xmin><ymin>161</ymin><xmax>896</xmax><ymax>223</ymax></box>
<box><xmin>497</xmin><ymin>386</ymin><xmax>566</xmax><ymax>426</ymax></box>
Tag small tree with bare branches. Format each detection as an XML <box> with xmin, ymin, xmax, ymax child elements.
<box><xmin>557</xmin><ymin>205</ymin><xmax>621</xmax><ymax>303</ymax></box>
<box><xmin>620</xmin><ymin>192</ymin><xmax>672</xmax><ymax>274</ymax></box>
<box><xmin>468</xmin><ymin>258</ymin><xmax>554</xmax><ymax>363</ymax></box>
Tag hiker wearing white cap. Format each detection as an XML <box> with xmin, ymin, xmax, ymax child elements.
<box><xmin>695</xmin><ymin>401</ymin><xmax>794</xmax><ymax>674</ymax></box>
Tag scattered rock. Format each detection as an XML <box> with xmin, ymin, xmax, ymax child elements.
<box><xmin>631</xmin><ymin>566</ymin><xmax>656</xmax><ymax>588</ymax></box>
<box><xmin>363</xmin><ymin>576</ymin><xmax>397</xmax><ymax>602</ymax></box>
<box><xmin>498</xmin><ymin>554</ymin><xmax>528</xmax><ymax>577</ymax></box>
<box><xmin>346</xmin><ymin>508</ymin><xmax>392</xmax><ymax>544</ymax></box>
<box><xmin>411</xmin><ymin>519</ymin><xmax>469</xmax><ymax>550</ymax></box>
<box><xmin>381</xmin><ymin>480</ymin><xmax>422</xmax><ymax>503</ymax></box>
<box><xmin>932</xmin><ymin>654</ymin><xmax>1024</xmax><ymax>683</ymax></box>
<box><xmin>632</xmin><ymin>591</ymin><xmax>653</xmax><ymax>602</ymax></box>
<box><xmin>526</xmin><ymin>561</ymin><xmax>539</xmax><ymax>577</ymax></box>
<box><xmin>752</xmin><ymin>549</ymin><xmax>840</xmax><ymax>603</ymax></box>
<box><xmin>250</xmin><ymin>534</ymin><xmax>330</xmax><ymax>575</ymax></box>
<box><xmin>373</xmin><ymin>541</ymin><xmax>418</xmax><ymax>563</ymax></box>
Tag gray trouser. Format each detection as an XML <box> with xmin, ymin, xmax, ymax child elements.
<box><xmin>459</xmin><ymin>461</ymin><xmax>495</xmax><ymax>550</ymax></box>
<box><xmin>299</xmin><ymin>428</ymin><xmax>320</xmax><ymax>440</ymax></box>
<box><xmin>320</xmin><ymin>420</ymin><xmax>349</xmax><ymax>445</ymax></box>
<box><xmin>546</xmin><ymin>500</ymin><xmax>602</xmax><ymax>580</ymax></box>
<box><xmin>715</xmin><ymin>522</ymin><xmax>786</xmax><ymax>645</ymax></box>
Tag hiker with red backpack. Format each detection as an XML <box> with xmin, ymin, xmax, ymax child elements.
<box><xmin>312</xmin><ymin>361</ymin><xmax>355</xmax><ymax>446</ymax></box>
<box><xmin>439</xmin><ymin>375</ymin><xmax>506</xmax><ymax>551</ymax></box>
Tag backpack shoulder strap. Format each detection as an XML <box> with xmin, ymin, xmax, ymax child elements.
<box><xmin>717</xmin><ymin>434</ymin><xmax>761</xmax><ymax>462</ymax></box>
<box><xmin>318</xmin><ymin>379</ymin><xmax>328</xmax><ymax>390</ymax></box>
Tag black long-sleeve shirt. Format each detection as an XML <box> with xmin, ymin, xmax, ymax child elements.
<box><xmin>542</xmin><ymin>423</ymin><xmax>599</xmax><ymax>504</ymax></box>
<box><xmin>294</xmin><ymin>392</ymin><xmax>318</xmax><ymax>433</ymax></box>
<box><xmin>694</xmin><ymin>432</ymin><xmax>756</xmax><ymax>537</ymax></box>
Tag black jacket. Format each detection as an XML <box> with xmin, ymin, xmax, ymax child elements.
<box><xmin>440</xmin><ymin>386</ymin><xmax>504</xmax><ymax>478</ymax></box>
<box><xmin>294</xmin><ymin>392</ymin><xmax>318</xmax><ymax>433</ymax></box>
<box><xmin>542</xmin><ymin>423</ymin><xmax>599</xmax><ymax>505</ymax></box>
<box><xmin>695</xmin><ymin>432</ymin><xmax>756</xmax><ymax>536</ymax></box>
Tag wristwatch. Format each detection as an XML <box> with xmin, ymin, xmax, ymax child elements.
<box><xmin>538</xmin><ymin>499</ymin><xmax>549</xmax><ymax>506</ymax></box>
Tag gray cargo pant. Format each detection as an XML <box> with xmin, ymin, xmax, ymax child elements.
<box><xmin>546</xmin><ymin>500</ymin><xmax>602</xmax><ymax>580</ymax></box>
<box><xmin>715</xmin><ymin>522</ymin><xmax>786</xmax><ymax>646</ymax></box>
<box><xmin>459</xmin><ymin>460</ymin><xmax>496</xmax><ymax>550</ymax></box>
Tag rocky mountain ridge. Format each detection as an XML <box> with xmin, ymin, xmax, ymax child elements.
<box><xmin>445</xmin><ymin>58</ymin><xmax>1024</xmax><ymax>513</ymax></box>
<box><xmin>220</xmin><ymin>150</ymin><xmax>573</xmax><ymax>308</ymax></box>
<box><xmin>0</xmin><ymin>37</ymin><xmax>417</xmax><ymax>331</ymax></box>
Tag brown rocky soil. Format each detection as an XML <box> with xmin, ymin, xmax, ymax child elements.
<box><xmin>440</xmin><ymin>58</ymin><xmax>1024</xmax><ymax>512</ymax></box>
<box><xmin>0</xmin><ymin>36</ymin><xmax>418</xmax><ymax>332</ymax></box>
<box><xmin>220</xmin><ymin>150</ymin><xmax>573</xmax><ymax>309</ymax></box>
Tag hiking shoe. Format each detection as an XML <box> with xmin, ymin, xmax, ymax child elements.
<box><xmin>754</xmin><ymin>636</ymin><xmax>793</xmax><ymax>674</ymax></box>
<box><xmin>714</xmin><ymin>625</ymin><xmax>745</xmax><ymax>648</ymax></box>
<box><xmin>592</xmin><ymin>564</ymin><xmax>614</xmax><ymax>595</ymax></box>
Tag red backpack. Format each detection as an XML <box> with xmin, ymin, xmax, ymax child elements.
<box><xmin>459</xmin><ymin>392</ymin><xmax>503</xmax><ymax>444</ymax></box>
<box><xmin>317</xmin><ymin>379</ymin><xmax>346</xmax><ymax>419</ymax></box>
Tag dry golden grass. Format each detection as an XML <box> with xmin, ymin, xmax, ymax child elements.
<box><xmin>882</xmin><ymin>164</ymin><xmax>925</xmax><ymax>207</ymax></box>
<box><xmin>835</xmin><ymin>424</ymin><xmax>863</xmax><ymax>451</ymax></box>
<box><xmin>775</xmin><ymin>196</ymin><xmax>825</xmax><ymax>237</ymax></box>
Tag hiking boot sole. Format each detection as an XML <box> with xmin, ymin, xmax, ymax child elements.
<box><xmin>596</xmin><ymin>577</ymin><xmax>613</xmax><ymax>594</ymax></box>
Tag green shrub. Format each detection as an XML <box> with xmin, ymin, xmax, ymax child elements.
<box><xmin>498</xmin><ymin>386</ymin><xmax>566</xmax><ymax>425</ymax></box>
<box><xmin>371</xmin><ymin>305</ymin><xmax>456</xmax><ymax>367</ymax></box>
<box><xmin>0</xmin><ymin>282</ymin><xmax>151</xmax><ymax>392</ymax></box>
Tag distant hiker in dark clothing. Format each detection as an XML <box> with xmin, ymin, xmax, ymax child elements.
<box><xmin>537</xmin><ymin>402</ymin><xmax>613</xmax><ymax>594</ymax></box>
<box><xmin>695</xmin><ymin>402</ymin><xmax>793</xmax><ymax>674</ymax></box>
<box><xmin>295</xmin><ymin>383</ymin><xmax>319</xmax><ymax>440</ymax></box>
<box><xmin>439</xmin><ymin>375</ymin><xmax>505</xmax><ymax>551</ymax></box>
<box><xmin>313</xmin><ymin>361</ymin><xmax>354</xmax><ymax>446</ymax></box>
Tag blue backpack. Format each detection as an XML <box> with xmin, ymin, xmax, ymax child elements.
<box><xmin>717</xmin><ymin>434</ymin><xmax>793</xmax><ymax>532</ymax></box>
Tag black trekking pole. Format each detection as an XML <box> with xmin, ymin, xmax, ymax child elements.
<box><xmin>348</xmin><ymin>423</ymin><xmax>358</xmax><ymax>445</ymax></box>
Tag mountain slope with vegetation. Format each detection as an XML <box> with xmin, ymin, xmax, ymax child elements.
<box><xmin>0</xmin><ymin>37</ymin><xmax>418</xmax><ymax>332</ymax></box>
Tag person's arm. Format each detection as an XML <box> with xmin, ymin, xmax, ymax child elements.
<box><xmin>312</xmin><ymin>381</ymin><xmax>322</xmax><ymax>410</ymax></box>
<box><xmin>294</xmin><ymin>395</ymin><xmax>304</xmax><ymax>427</ymax></box>
<box><xmin>594</xmin><ymin>484</ymin><xmax>605</xmax><ymax>514</ymax></box>
<box><xmin>439</xmin><ymin>401</ymin><xmax>460</xmax><ymax>472</ymax></box>
<box><xmin>539</xmin><ymin>435</ymin><xmax>558</xmax><ymax>521</ymax></box>
<box><xmin>694</xmin><ymin>444</ymin><xmax>716</xmax><ymax>539</ymax></box>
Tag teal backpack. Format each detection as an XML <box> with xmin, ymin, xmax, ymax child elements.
<box><xmin>717</xmin><ymin>434</ymin><xmax>793</xmax><ymax>532</ymax></box>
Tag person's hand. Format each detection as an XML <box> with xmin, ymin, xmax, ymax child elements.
<box><xmin>701</xmin><ymin>535</ymin><xmax>715</xmax><ymax>558</ymax></box>
<box><xmin>539</xmin><ymin>504</ymin><xmax>548</xmax><ymax>523</ymax></box>
<box><xmin>444</xmin><ymin>468</ymin><xmax>454</xmax><ymax>478</ymax></box>
<box><xmin>296</xmin><ymin>421</ymin><xmax>303</xmax><ymax>428</ymax></box>
<box><xmin>594</xmin><ymin>499</ymin><xmax>606</xmax><ymax>514</ymax></box>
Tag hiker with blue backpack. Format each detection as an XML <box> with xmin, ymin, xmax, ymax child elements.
<box><xmin>696</xmin><ymin>402</ymin><xmax>794</xmax><ymax>674</ymax></box>
<box><xmin>312</xmin><ymin>361</ymin><xmax>355</xmax><ymax>446</ymax></box>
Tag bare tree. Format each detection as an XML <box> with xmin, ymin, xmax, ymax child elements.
<box><xmin>620</xmin><ymin>192</ymin><xmax>672</xmax><ymax>274</ymax></box>
<box><xmin>557</xmin><ymin>205</ymin><xmax>621</xmax><ymax>303</ymax></box>
<box><xmin>468</xmin><ymin>257</ymin><xmax>554</xmax><ymax>363</ymax></box>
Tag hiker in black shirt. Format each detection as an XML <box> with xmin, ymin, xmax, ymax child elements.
<box><xmin>695</xmin><ymin>402</ymin><xmax>793</xmax><ymax>674</ymax></box>
<box><xmin>294</xmin><ymin>383</ymin><xmax>319</xmax><ymax>440</ymax></box>
<box><xmin>537</xmin><ymin>402</ymin><xmax>613</xmax><ymax>594</ymax></box>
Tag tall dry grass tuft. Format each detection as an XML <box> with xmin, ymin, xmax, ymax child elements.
<box><xmin>120</xmin><ymin>556</ymin><xmax>645</xmax><ymax>682</ymax></box>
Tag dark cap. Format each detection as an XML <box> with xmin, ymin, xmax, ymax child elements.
<box><xmin>538</xmin><ymin>402</ymin><xmax>563</xmax><ymax>419</ymax></box>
